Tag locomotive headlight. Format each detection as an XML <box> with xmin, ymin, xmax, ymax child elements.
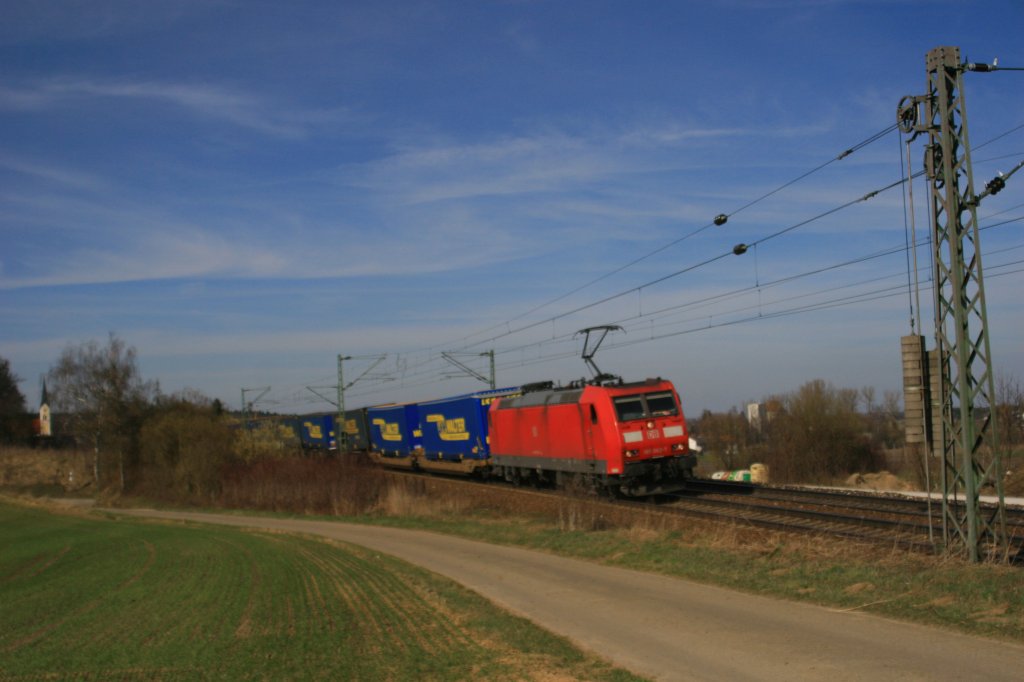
<box><xmin>625</xmin><ymin>449</ymin><xmax>639</xmax><ymax>458</ymax></box>
<box><xmin>646</xmin><ymin>420</ymin><xmax>654</xmax><ymax>429</ymax></box>
<box><xmin>672</xmin><ymin>442</ymin><xmax>687</xmax><ymax>452</ymax></box>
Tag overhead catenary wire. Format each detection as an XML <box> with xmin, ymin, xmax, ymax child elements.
<box><xmin>492</xmin><ymin>216</ymin><xmax>1023</xmax><ymax>360</ymax></box>
<box><xmin>343</xmin><ymin>123</ymin><xmax>1024</xmax><ymax>397</ymax></box>
<box><xmin>485</xmin><ymin>259</ymin><xmax>1024</xmax><ymax>376</ymax></box>
<box><xmin>445</xmin><ymin>124</ymin><xmax>901</xmax><ymax>348</ymax></box>
<box><xmin>339</xmin><ymin>216</ymin><xmax>1023</xmax><ymax>405</ymax></box>
<box><xmin>335</xmin><ymin>199</ymin><xmax>1024</xmax><ymax>403</ymax></box>
<box><xmin>290</xmin><ymin>121</ymin><xmax>1024</xmax><ymax>411</ymax></box>
<box><xmin>407</xmin><ymin>260</ymin><xmax>1024</xmax><ymax>387</ymax></box>
<box><xmin>901</xmin><ymin>133</ymin><xmax>924</xmax><ymax>335</ymax></box>
<box><xmin>450</xmin><ymin>170</ymin><xmax>917</xmax><ymax>356</ymax></box>
<box><xmin>317</xmin><ymin>158</ymin><xmax>1024</xmax><ymax>405</ymax></box>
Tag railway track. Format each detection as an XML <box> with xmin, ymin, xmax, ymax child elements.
<box><xmin>669</xmin><ymin>479</ymin><xmax>1024</xmax><ymax>560</ymax></box>
<box><xmin>680</xmin><ymin>479</ymin><xmax>1024</xmax><ymax>531</ymax></box>
<box><xmin>383</xmin><ymin>469</ymin><xmax>1024</xmax><ymax>562</ymax></box>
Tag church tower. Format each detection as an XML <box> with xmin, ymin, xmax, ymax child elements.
<box><xmin>38</xmin><ymin>379</ymin><xmax>52</xmax><ymax>437</ymax></box>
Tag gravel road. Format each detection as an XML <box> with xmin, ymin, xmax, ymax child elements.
<box><xmin>111</xmin><ymin>508</ymin><xmax>1024</xmax><ymax>681</ymax></box>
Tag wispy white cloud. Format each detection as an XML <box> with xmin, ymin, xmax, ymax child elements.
<box><xmin>0</xmin><ymin>78</ymin><xmax>349</xmax><ymax>138</ymax></box>
<box><xmin>0</xmin><ymin>194</ymin><xmax>539</xmax><ymax>290</ymax></box>
<box><xmin>0</xmin><ymin>153</ymin><xmax>109</xmax><ymax>191</ymax></box>
<box><xmin>0</xmin><ymin>226</ymin><xmax>290</xmax><ymax>290</ymax></box>
<box><xmin>344</xmin><ymin>120</ymin><xmax>836</xmax><ymax>207</ymax></box>
<box><xmin>0</xmin><ymin>110</ymin><xmax>881</xmax><ymax>292</ymax></box>
<box><xmin>0</xmin><ymin>1</ymin><xmax>223</xmax><ymax>45</ymax></box>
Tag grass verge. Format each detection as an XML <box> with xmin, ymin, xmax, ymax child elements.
<box><xmin>352</xmin><ymin>507</ymin><xmax>1024</xmax><ymax>643</ymax></box>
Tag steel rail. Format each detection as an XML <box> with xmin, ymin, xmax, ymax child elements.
<box><xmin>377</xmin><ymin>469</ymin><xmax>1023</xmax><ymax>560</ymax></box>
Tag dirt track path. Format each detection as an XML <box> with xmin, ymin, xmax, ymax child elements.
<box><xmin>111</xmin><ymin>509</ymin><xmax>1024</xmax><ymax>681</ymax></box>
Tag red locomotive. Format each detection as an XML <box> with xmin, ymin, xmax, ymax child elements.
<box><xmin>358</xmin><ymin>329</ymin><xmax>695</xmax><ymax>496</ymax></box>
<box><xmin>487</xmin><ymin>378</ymin><xmax>693</xmax><ymax>496</ymax></box>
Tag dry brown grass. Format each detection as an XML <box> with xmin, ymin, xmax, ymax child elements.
<box><xmin>1005</xmin><ymin>468</ymin><xmax>1024</xmax><ymax>497</ymax></box>
<box><xmin>376</xmin><ymin>480</ymin><xmax>470</xmax><ymax>517</ymax></box>
<box><xmin>0</xmin><ymin>446</ymin><xmax>93</xmax><ymax>492</ymax></box>
<box><xmin>218</xmin><ymin>455</ymin><xmax>389</xmax><ymax>515</ymax></box>
<box><xmin>556</xmin><ymin>503</ymin><xmax>607</xmax><ymax>532</ymax></box>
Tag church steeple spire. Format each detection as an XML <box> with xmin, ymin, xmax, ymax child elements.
<box><xmin>38</xmin><ymin>378</ymin><xmax>52</xmax><ymax>438</ymax></box>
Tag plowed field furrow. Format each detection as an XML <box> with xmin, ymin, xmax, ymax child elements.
<box><xmin>297</xmin><ymin>540</ymin><xmax>474</xmax><ymax>656</ymax></box>
<box><xmin>0</xmin><ymin>502</ymin><xmax>664</xmax><ymax>681</ymax></box>
<box><xmin>3</xmin><ymin>537</ymin><xmax>155</xmax><ymax>654</ymax></box>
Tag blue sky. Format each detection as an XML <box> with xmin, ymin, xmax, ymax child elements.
<box><xmin>2</xmin><ymin>0</ymin><xmax>1022</xmax><ymax>416</ymax></box>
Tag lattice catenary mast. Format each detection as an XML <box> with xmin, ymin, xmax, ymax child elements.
<box><xmin>898</xmin><ymin>46</ymin><xmax>1008</xmax><ymax>561</ymax></box>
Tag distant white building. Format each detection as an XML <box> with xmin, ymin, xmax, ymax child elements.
<box><xmin>745</xmin><ymin>401</ymin><xmax>780</xmax><ymax>432</ymax></box>
<box><xmin>746</xmin><ymin>402</ymin><xmax>764</xmax><ymax>431</ymax></box>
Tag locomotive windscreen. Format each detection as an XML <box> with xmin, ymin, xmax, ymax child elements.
<box><xmin>646</xmin><ymin>392</ymin><xmax>678</xmax><ymax>417</ymax></box>
<box><xmin>613</xmin><ymin>391</ymin><xmax>679</xmax><ymax>421</ymax></box>
<box><xmin>614</xmin><ymin>396</ymin><xmax>645</xmax><ymax>421</ymax></box>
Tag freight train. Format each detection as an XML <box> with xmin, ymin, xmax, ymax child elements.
<box><xmin>301</xmin><ymin>376</ymin><xmax>695</xmax><ymax>497</ymax></box>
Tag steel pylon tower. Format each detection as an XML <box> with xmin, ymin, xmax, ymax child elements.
<box><xmin>898</xmin><ymin>46</ymin><xmax>1007</xmax><ymax>561</ymax></box>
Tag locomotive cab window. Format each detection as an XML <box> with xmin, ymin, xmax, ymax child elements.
<box><xmin>646</xmin><ymin>392</ymin><xmax>678</xmax><ymax>417</ymax></box>
<box><xmin>613</xmin><ymin>396</ymin><xmax>645</xmax><ymax>421</ymax></box>
<box><xmin>613</xmin><ymin>392</ymin><xmax>679</xmax><ymax>421</ymax></box>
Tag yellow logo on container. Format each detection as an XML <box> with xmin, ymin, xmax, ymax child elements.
<box><xmin>371</xmin><ymin>418</ymin><xmax>403</xmax><ymax>442</ymax></box>
<box><xmin>345</xmin><ymin>418</ymin><xmax>359</xmax><ymax>435</ymax></box>
<box><xmin>426</xmin><ymin>414</ymin><xmax>470</xmax><ymax>441</ymax></box>
<box><xmin>304</xmin><ymin>422</ymin><xmax>323</xmax><ymax>439</ymax></box>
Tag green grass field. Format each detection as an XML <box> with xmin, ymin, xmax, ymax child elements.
<box><xmin>0</xmin><ymin>501</ymin><xmax>642</xmax><ymax>681</ymax></box>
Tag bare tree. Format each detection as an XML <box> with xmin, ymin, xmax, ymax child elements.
<box><xmin>759</xmin><ymin>379</ymin><xmax>883</xmax><ymax>483</ymax></box>
<box><xmin>860</xmin><ymin>386</ymin><xmax>876</xmax><ymax>414</ymax></box>
<box><xmin>995</xmin><ymin>373</ymin><xmax>1023</xmax><ymax>449</ymax></box>
<box><xmin>47</xmin><ymin>334</ymin><xmax>157</xmax><ymax>490</ymax></box>
<box><xmin>693</xmin><ymin>408</ymin><xmax>755</xmax><ymax>470</ymax></box>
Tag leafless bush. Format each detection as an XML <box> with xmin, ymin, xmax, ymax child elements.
<box><xmin>233</xmin><ymin>420</ymin><xmax>300</xmax><ymax>462</ymax></box>
<box><xmin>139</xmin><ymin>404</ymin><xmax>235</xmax><ymax>501</ymax></box>
<box><xmin>219</xmin><ymin>454</ymin><xmax>388</xmax><ymax>515</ymax></box>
